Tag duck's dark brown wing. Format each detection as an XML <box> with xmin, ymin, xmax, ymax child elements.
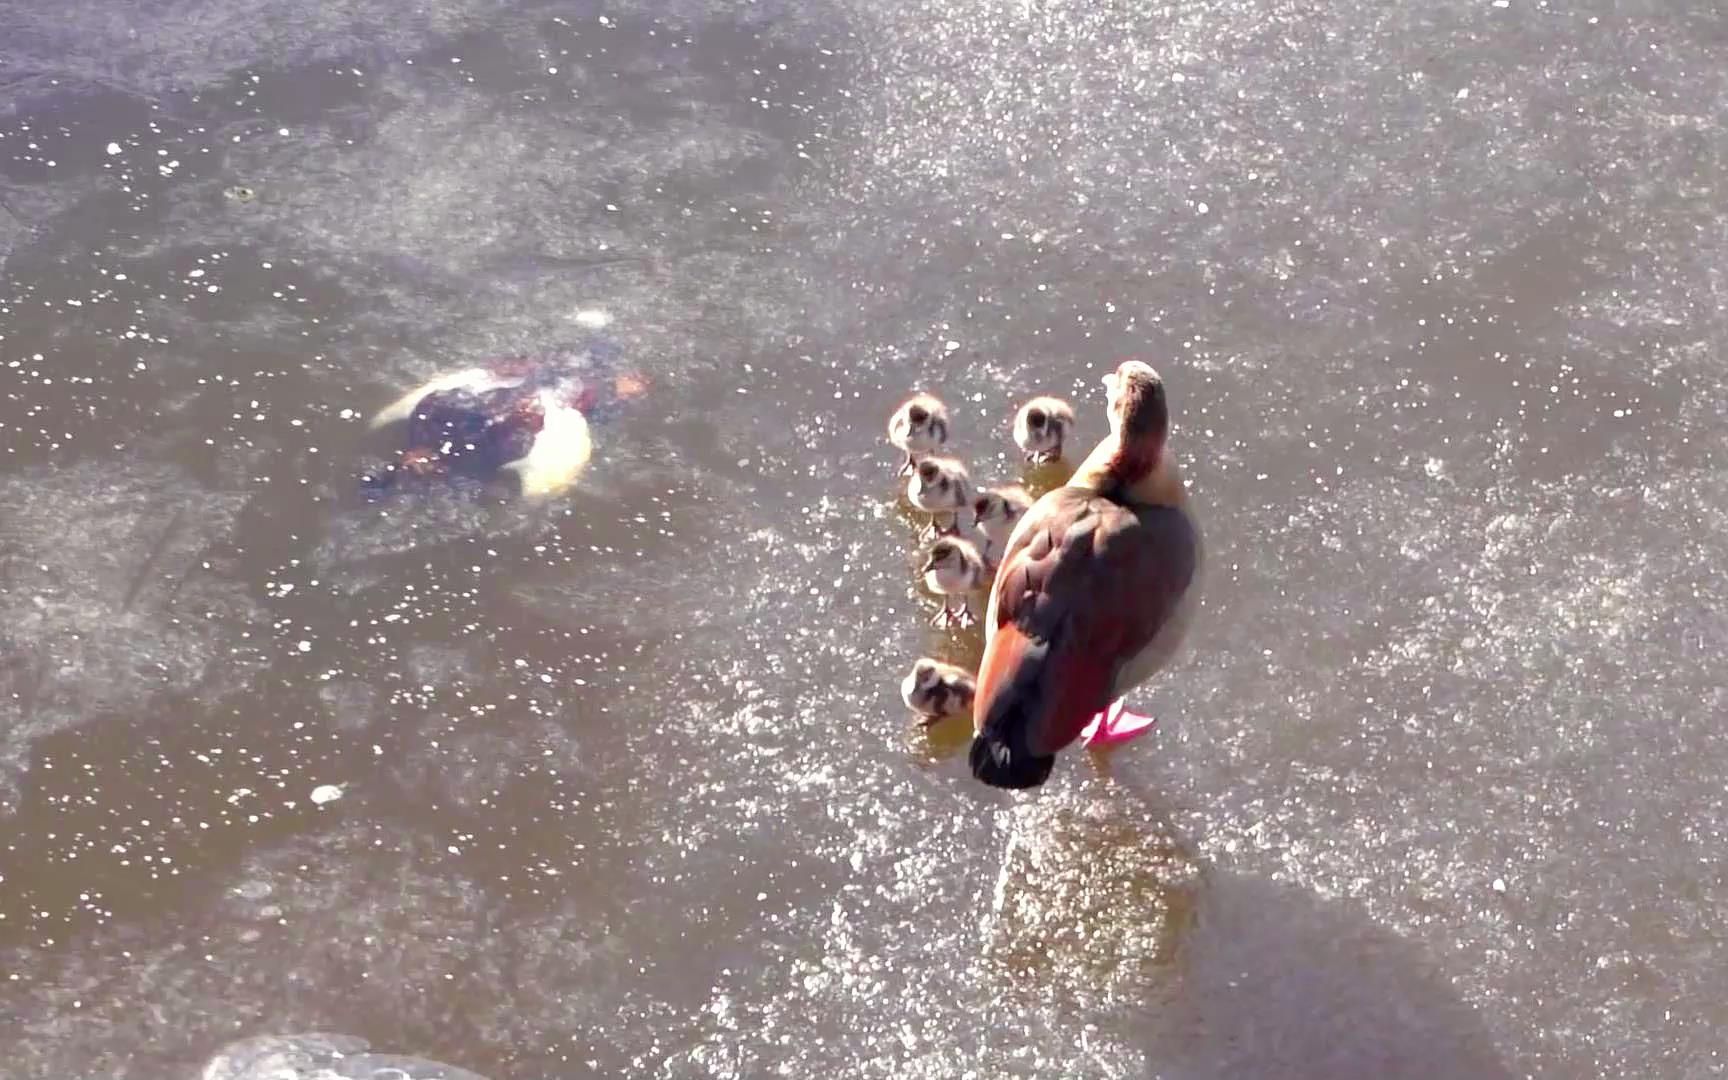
<box><xmin>970</xmin><ymin>487</ymin><xmax>1197</xmax><ymax>787</ymax></box>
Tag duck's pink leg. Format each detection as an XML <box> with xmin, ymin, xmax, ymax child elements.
<box><xmin>1080</xmin><ymin>698</ymin><xmax>1158</xmax><ymax>748</ymax></box>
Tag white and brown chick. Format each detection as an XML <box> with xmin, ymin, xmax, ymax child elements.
<box><xmin>971</xmin><ymin>484</ymin><xmax>1033</xmax><ymax>570</ymax></box>
<box><xmin>1012</xmin><ymin>396</ymin><xmax>1076</xmax><ymax>465</ymax></box>
<box><xmin>920</xmin><ymin>534</ymin><xmax>987</xmax><ymax>629</ymax></box>
<box><xmin>887</xmin><ymin>393</ymin><xmax>950</xmax><ymax>476</ymax></box>
<box><xmin>900</xmin><ymin>658</ymin><xmax>978</xmax><ymax>725</ymax></box>
<box><xmin>906</xmin><ymin>455</ymin><xmax>975</xmax><ymax>539</ymax></box>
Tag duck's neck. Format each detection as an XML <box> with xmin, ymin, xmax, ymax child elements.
<box><xmin>1070</xmin><ymin>433</ymin><xmax>1185</xmax><ymax>507</ymax></box>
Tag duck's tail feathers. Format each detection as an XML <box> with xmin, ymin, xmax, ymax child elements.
<box><xmin>968</xmin><ymin>732</ymin><xmax>1055</xmax><ymax>789</ymax></box>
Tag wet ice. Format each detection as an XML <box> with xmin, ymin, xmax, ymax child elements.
<box><xmin>5</xmin><ymin>0</ymin><xmax>1728</xmax><ymax>1076</ymax></box>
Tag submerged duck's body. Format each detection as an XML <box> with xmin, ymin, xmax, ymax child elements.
<box><xmin>970</xmin><ymin>360</ymin><xmax>1202</xmax><ymax>789</ymax></box>
<box><xmin>366</xmin><ymin>343</ymin><xmax>646</xmax><ymax>499</ymax></box>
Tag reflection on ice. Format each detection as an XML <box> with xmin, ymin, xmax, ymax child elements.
<box><xmin>985</xmin><ymin>784</ymin><xmax>1199</xmax><ymax>1001</ymax></box>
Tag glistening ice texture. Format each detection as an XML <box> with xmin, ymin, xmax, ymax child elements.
<box><xmin>4</xmin><ymin>0</ymin><xmax>1727</xmax><ymax>1076</ymax></box>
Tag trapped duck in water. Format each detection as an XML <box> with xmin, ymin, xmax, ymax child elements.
<box><xmin>970</xmin><ymin>360</ymin><xmax>1202</xmax><ymax>790</ymax></box>
<box><xmin>363</xmin><ymin>341</ymin><xmax>649</xmax><ymax>500</ymax></box>
<box><xmin>906</xmin><ymin>455</ymin><xmax>975</xmax><ymax>539</ymax></box>
<box><xmin>921</xmin><ymin>534</ymin><xmax>987</xmax><ymax>629</ymax></box>
<box><xmin>901</xmin><ymin>657</ymin><xmax>978</xmax><ymax>725</ymax></box>
<box><xmin>887</xmin><ymin>392</ymin><xmax>950</xmax><ymax>476</ymax></box>
<box><xmin>1013</xmin><ymin>395</ymin><xmax>1076</xmax><ymax>465</ymax></box>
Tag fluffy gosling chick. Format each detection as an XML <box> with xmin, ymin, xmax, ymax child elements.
<box><xmin>906</xmin><ymin>455</ymin><xmax>975</xmax><ymax>539</ymax></box>
<box><xmin>1012</xmin><ymin>396</ymin><xmax>1076</xmax><ymax>465</ymax></box>
<box><xmin>887</xmin><ymin>393</ymin><xmax>950</xmax><ymax>476</ymax></box>
<box><xmin>972</xmin><ymin>484</ymin><xmax>1034</xmax><ymax>569</ymax></box>
<box><xmin>920</xmin><ymin>535</ymin><xmax>987</xmax><ymax>629</ymax></box>
<box><xmin>900</xmin><ymin>658</ymin><xmax>979</xmax><ymax>725</ymax></box>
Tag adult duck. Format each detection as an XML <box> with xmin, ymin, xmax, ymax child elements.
<box><xmin>364</xmin><ymin>340</ymin><xmax>647</xmax><ymax>499</ymax></box>
<box><xmin>969</xmin><ymin>360</ymin><xmax>1202</xmax><ymax>789</ymax></box>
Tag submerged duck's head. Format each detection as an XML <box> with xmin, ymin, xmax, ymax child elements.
<box><xmin>543</xmin><ymin>339</ymin><xmax>651</xmax><ymax>422</ymax></box>
<box><xmin>358</xmin><ymin>447</ymin><xmax>450</xmax><ymax>500</ymax></box>
<box><xmin>563</xmin><ymin>369</ymin><xmax>650</xmax><ymax>422</ymax></box>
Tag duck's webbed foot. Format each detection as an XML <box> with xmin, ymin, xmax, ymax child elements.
<box><xmin>1080</xmin><ymin>698</ymin><xmax>1158</xmax><ymax>748</ymax></box>
<box><xmin>931</xmin><ymin>600</ymin><xmax>974</xmax><ymax>630</ymax></box>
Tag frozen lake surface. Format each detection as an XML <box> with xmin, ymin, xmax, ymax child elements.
<box><xmin>3</xmin><ymin>0</ymin><xmax>1726</xmax><ymax>1076</ymax></box>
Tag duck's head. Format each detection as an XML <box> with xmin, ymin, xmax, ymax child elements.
<box><xmin>890</xmin><ymin>394</ymin><xmax>948</xmax><ymax>450</ymax></box>
<box><xmin>903</xmin><ymin>400</ymin><xmax>942</xmax><ymax>439</ymax></box>
<box><xmin>920</xmin><ymin>536</ymin><xmax>975</xmax><ymax>576</ymax></box>
<box><xmin>907</xmin><ymin>657</ymin><xmax>944</xmax><ymax>694</ymax></box>
<box><xmin>1102</xmin><ymin>360</ymin><xmax>1168</xmax><ymax>445</ymax></box>
<box><xmin>973</xmin><ymin>491</ymin><xmax>1003</xmax><ymax>527</ymax></box>
<box><xmin>1083</xmin><ymin>359</ymin><xmax>1185</xmax><ymax>500</ymax></box>
<box><xmin>973</xmin><ymin>489</ymin><xmax>1023</xmax><ymax>531</ymax></box>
